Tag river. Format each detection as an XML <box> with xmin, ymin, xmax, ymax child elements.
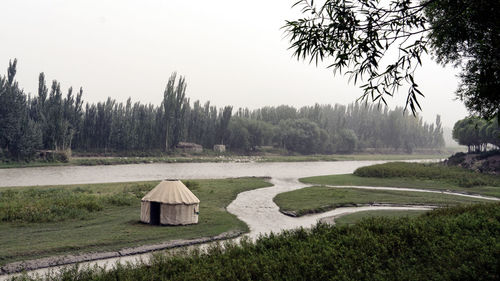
<box><xmin>0</xmin><ymin>160</ymin><xmax>390</xmax><ymax>187</ymax></box>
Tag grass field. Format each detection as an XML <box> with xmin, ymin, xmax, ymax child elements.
<box><xmin>0</xmin><ymin>177</ymin><xmax>271</xmax><ymax>266</ymax></box>
<box><xmin>333</xmin><ymin>210</ymin><xmax>429</xmax><ymax>226</ymax></box>
<box><xmin>273</xmin><ymin>186</ymin><xmax>490</xmax><ymax>216</ymax></box>
<box><xmin>9</xmin><ymin>203</ymin><xmax>499</xmax><ymax>281</ymax></box>
<box><xmin>0</xmin><ymin>153</ymin><xmax>447</xmax><ymax>169</ymax></box>
<box><xmin>300</xmin><ymin>173</ymin><xmax>500</xmax><ymax>197</ymax></box>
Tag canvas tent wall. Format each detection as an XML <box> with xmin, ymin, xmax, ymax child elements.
<box><xmin>141</xmin><ymin>180</ymin><xmax>200</xmax><ymax>225</ymax></box>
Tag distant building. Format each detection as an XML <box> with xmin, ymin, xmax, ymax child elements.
<box><xmin>213</xmin><ymin>144</ymin><xmax>226</xmax><ymax>153</ymax></box>
<box><xmin>176</xmin><ymin>142</ymin><xmax>203</xmax><ymax>153</ymax></box>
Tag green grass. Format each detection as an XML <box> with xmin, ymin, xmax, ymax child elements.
<box><xmin>273</xmin><ymin>186</ymin><xmax>490</xmax><ymax>216</ymax></box>
<box><xmin>10</xmin><ymin>203</ymin><xmax>499</xmax><ymax>281</ymax></box>
<box><xmin>0</xmin><ymin>153</ymin><xmax>447</xmax><ymax>169</ymax></box>
<box><xmin>0</xmin><ymin>177</ymin><xmax>271</xmax><ymax>266</ymax></box>
<box><xmin>333</xmin><ymin>210</ymin><xmax>429</xmax><ymax>227</ymax></box>
<box><xmin>354</xmin><ymin>162</ymin><xmax>500</xmax><ymax>187</ymax></box>
<box><xmin>301</xmin><ymin>174</ymin><xmax>500</xmax><ymax>198</ymax></box>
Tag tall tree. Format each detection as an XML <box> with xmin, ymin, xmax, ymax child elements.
<box><xmin>0</xmin><ymin>60</ymin><xmax>41</xmax><ymax>160</ymax></box>
<box><xmin>0</xmin><ymin>60</ymin><xmax>25</xmax><ymax>153</ymax></box>
<box><xmin>163</xmin><ymin>73</ymin><xmax>187</xmax><ymax>151</ymax></box>
<box><xmin>216</xmin><ymin>106</ymin><xmax>233</xmax><ymax>145</ymax></box>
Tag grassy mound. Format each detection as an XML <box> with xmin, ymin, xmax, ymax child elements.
<box><xmin>273</xmin><ymin>186</ymin><xmax>489</xmax><ymax>216</ymax></box>
<box><xmin>353</xmin><ymin>162</ymin><xmax>500</xmax><ymax>187</ymax></box>
<box><xmin>13</xmin><ymin>203</ymin><xmax>499</xmax><ymax>281</ymax></box>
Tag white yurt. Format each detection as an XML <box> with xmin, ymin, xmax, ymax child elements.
<box><xmin>141</xmin><ymin>180</ymin><xmax>200</xmax><ymax>225</ymax></box>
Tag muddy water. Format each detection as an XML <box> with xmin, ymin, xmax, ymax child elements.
<box><xmin>0</xmin><ymin>161</ymin><xmax>390</xmax><ymax>187</ymax></box>
<box><xmin>227</xmin><ymin>178</ymin><xmax>437</xmax><ymax>239</ymax></box>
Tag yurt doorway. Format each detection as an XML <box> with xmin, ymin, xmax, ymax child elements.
<box><xmin>150</xmin><ymin>202</ymin><xmax>161</xmax><ymax>225</ymax></box>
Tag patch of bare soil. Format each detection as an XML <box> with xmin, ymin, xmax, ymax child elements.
<box><xmin>446</xmin><ymin>151</ymin><xmax>500</xmax><ymax>174</ymax></box>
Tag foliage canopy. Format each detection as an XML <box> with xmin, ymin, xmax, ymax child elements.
<box><xmin>452</xmin><ymin>116</ymin><xmax>500</xmax><ymax>152</ymax></box>
<box><xmin>285</xmin><ymin>0</ymin><xmax>500</xmax><ymax>118</ymax></box>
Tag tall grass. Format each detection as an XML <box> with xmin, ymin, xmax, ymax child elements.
<box><xmin>0</xmin><ymin>188</ymin><xmax>137</xmax><ymax>223</ymax></box>
<box><xmin>354</xmin><ymin>162</ymin><xmax>500</xmax><ymax>187</ymax></box>
<box><xmin>11</xmin><ymin>203</ymin><xmax>499</xmax><ymax>281</ymax></box>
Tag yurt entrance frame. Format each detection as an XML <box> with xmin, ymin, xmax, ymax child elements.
<box><xmin>150</xmin><ymin>202</ymin><xmax>161</xmax><ymax>225</ymax></box>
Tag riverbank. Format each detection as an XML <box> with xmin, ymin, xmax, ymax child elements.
<box><xmin>274</xmin><ymin>186</ymin><xmax>491</xmax><ymax>217</ymax></box>
<box><xmin>0</xmin><ymin>177</ymin><xmax>271</xmax><ymax>266</ymax></box>
<box><xmin>0</xmin><ymin>153</ymin><xmax>448</xmax><ymax>169</ymax></box>
<box><xmin>274</xmin><ymin>162</ymin><xmax>500</xmax><ymax>218</ymax></box>
<box><xmin>301</xmin><ymin>162</ymin><xmax>500</xmax><ymax>197</ymax></box>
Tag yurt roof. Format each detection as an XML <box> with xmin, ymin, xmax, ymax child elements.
<box><xmin>142</xmin><ymin>180</ymin><xmax>200</xmax><ymax>204</ymax></box>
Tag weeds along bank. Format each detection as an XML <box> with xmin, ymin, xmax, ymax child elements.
<box><xmin>9</xmin><ymin>203</ymin><xmax>499</xmax><ymax>281</ymax></box>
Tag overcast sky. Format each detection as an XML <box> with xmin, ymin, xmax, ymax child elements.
<box><xmin>1</xmin><ymin>0</ymin><xmax>468</xmax><ymax>127</ymax></box>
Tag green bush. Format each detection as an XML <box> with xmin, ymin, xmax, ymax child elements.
<box><xmin>13</xmin><ymin>203</ymin><xmax>499</xmax><ymax>281</ymax></box>
<box><xmin>354</xmin><ymin>162</ymin><xmax>500</xmax><ymax>187</ymax></box>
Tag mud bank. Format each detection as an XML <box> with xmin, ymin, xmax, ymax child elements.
<box><xmin>0</xmin><ymin>231</ymin><xmax>242</xmax><ymax>275</ymax></box>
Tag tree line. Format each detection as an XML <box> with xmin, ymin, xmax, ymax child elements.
<box><xmin>0</xmin><ymin>60</ymin><xmax>445</xmax><ymax>161</ymax></box>
<box><xmin>453</xmin><ymin>117</ymin><xmax>500</xmax><ymax>153</ymax></box>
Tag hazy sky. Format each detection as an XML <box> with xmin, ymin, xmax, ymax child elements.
<box><xmin>1</xmin><ymin>0</ymin><xmax>468</xmax><ymax>127</ymax></box>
